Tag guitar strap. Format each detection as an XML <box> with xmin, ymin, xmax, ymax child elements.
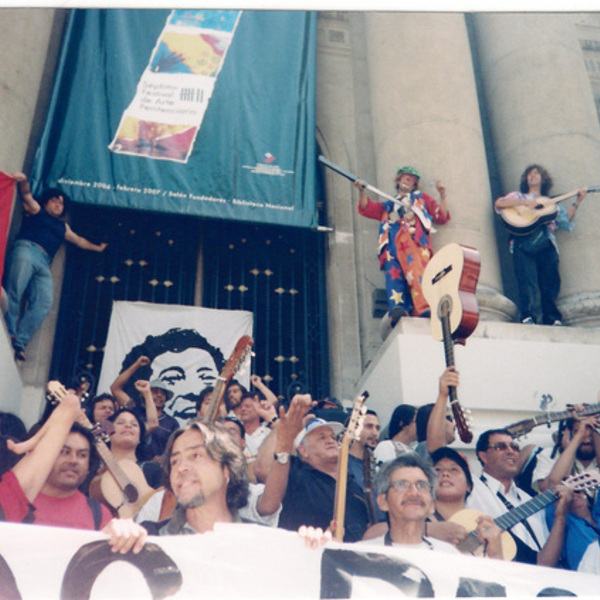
<box><xmin>86</xmin><ymin>496</ymin><xmax>103</xmax><ymax>531</ymax></box>
<box><xmin>384</xmin><ymin>530</ymin><xmax>434</xmax><ymax>549</ymax></box>
<box><xmin>480</xmin><ymin>475</ymin><xmax>541</xmax><ymax>551</ymax></box>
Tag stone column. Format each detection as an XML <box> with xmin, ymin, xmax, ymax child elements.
<box><xmin>473</xmin><ymin>13</ymin><xmax>600</xmax><ymax>326</ymax></box>
<box><xmin>362</xmin><ymin>12</ymin><xmax>515</xmax><ymax>322</ymax></box>
<box><xmin>0</xmin><ymin>9</ymin><xmax>67</xmax><ymax>425</ymax></box>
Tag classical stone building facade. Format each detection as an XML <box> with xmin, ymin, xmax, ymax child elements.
<box><xmin>3</xmin><ymin>11</ymin><xmax>600</xmax><ymax>450</ymax></box>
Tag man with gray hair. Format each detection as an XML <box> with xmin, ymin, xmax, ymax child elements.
<box><xmin>368</xmin><ymin>452</ymin><xmax>459</xmax><ymax>552</ymax></box>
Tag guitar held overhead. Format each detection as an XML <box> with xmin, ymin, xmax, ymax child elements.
<box><xmin>422</xmin><ymin>243</ymin><xmax>480</xmax><ymax>444</ymax></box>
<box><xmin>203</xmin><ymin>335</ymin><xmax>254</xmax><ymax>425</ymax></box>
<box><xmin>499</xmin><ymin>186</ymin><xmax>600</xmax><ymax>235</ymax></box>
<box><xmin>47</xmin><ymin>381</ymin><xmax>156</xmax><ymax>519</ymax></box>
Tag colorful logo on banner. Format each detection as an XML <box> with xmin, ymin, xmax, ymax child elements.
<box><xmin>30</xmin><ymin>10</ymin><xmax>318</xmax><ymax>229</ymax></box>
<box><xmin>109</xmin><ymin>10</ymin><xmax>241</xmax><ymax>163</ymax></box>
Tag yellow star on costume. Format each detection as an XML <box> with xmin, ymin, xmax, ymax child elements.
<box><xmin>389</xmin><ymin>290</ymin><xmax>404</xmax><ymax>305</ymax></box>
<box><xmin>420</xmin><ymin>248</ymin><xmax>430</xmax><ymax>258</ymax></box>
<box><xmin>406</xmin><ymin>270</ymin><xmax>414</xmax><ymax>285</ymax></box>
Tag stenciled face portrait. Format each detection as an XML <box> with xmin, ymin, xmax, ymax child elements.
<box><xmin>151</xmin><ymin>347</ymin><xmax>219</xmax><ymax>423</ymax></box>
<box><xmin>118</xmin><ymin>328</ymin><xmax>225</xmax><ymax>426</ymax></box>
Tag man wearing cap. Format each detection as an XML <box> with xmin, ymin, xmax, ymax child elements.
<box><xmin>355</xmin><ymin>166</ymin><xmax>449</xmax><ymax>324</ymax></box>
<box><xmin>428</xmin><ymin>447</ymin><xmax>503</xmax><ymax>558</ymax></box>
<box><xmin>256</xmin><ymin>404</ymin><xmax>370</xmax><ymax>542</ymax></box>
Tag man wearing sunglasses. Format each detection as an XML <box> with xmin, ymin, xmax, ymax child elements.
<box><xmin>467</xmin><ymin>429</ymin><xmax>572</xmax><ymax>566</ymax></box>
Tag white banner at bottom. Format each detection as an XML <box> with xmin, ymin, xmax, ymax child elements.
<box><xmin>0</xmin><ymin>521</ymin><xmax>598</xmax><ymax>598</ymax></box>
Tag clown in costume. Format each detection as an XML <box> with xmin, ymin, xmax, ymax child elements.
<box><xmin>356</xmin><ymin>166</ymin><xmax>450</xmax><ymax>324</ymax></box>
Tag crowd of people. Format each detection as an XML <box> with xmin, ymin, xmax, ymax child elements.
<box><xmin>0</xmin><ymin>163</ymin><xmax>596</xmax><ymax>587</ymax></box>
<box><xmin>0</xmin><ymin>362</ymin><xmax>598</xmax><ymax>578</ymax></box>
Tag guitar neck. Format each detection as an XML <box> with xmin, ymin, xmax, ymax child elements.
<box><xmin>76</xmin><ymin>412</ymin><xmax>134</xmax><ymax>493</ymax></box>
<box><xmin>204</xmin><ymin>378</ymin><xmax>227</xmax><ymax>425</ymax></box>
<box><xmin>333</xmin><ymin>440</ymin><xmax>351</xmax><ymax>542</ymax></box>
<box><xmin>440</xmin><ymin>307</ymin><xmax>472</xmax><ymax>443</ymax></box>
<box><xmin>494</xmin><ymin>488</ymin><xmax>557</xmax><ymax>532</ymax></box>
<box><xmin>507</xmin><ymin>402</ymin><xmax>600</xmax><ymax>438</ymax></box>
<box><xmin>456</xmin><ymin>488</ymin><xmax>558</xmax><ymax>555</ymax></box>
<box><xmin>363</xmin><ymin>447</ymin><xmax>378</xmax><ymax>526</ymax></box>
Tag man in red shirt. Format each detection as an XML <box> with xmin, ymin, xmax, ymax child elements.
<box><xmin>0</xmin><ymin>391</ymin><xmax>147</xmax><ymax>554</ymax></box>
<box><xmin>33</xmin><ymin>423</ymin><xmax>113</xmax><ymax>530</ymax></box>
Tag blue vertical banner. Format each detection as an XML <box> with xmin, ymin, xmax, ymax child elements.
<box><xmin>31</xmin><ymin>10</ymin><xmax>318</xmax><ymax>228</ymax></box>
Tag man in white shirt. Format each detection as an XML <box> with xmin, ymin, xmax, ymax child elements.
<box><xmin>467</xmin><ymin>428</ymin><xmax>572</xmax><ymax>566</ymax></box>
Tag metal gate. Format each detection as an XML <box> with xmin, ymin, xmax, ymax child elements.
<box><xmin>51</xmin><ymin>206</ymin><xmax>329</xmax><ymax>402</ymax></box>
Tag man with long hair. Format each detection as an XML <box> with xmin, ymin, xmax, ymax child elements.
<box><xmin>4</xmin><ymin>173</ymin><xmax>107</xmax><ymax>360</ymax></box>
<box><xmin>495</xmin><ymin>164</ymin><xmax>586</xmax><ymax>325</ymax></box>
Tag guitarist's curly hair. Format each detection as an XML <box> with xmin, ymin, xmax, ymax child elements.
<box><xmin>162</xmin><ymin>421</ymin><xmax>249</xmax><ymax>515</ymax></box>
<box><xmin>519</xmin><ymin>164</ymin><xmax>553</xmax><ymax>197</ymax></box>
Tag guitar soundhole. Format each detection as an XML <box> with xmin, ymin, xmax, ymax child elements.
<box><xmin>438</xmin><ymin>295</ymin><xmax>452</xmax><ymax>320</ymax></box>
<box><xmin>124</xmin><ymin>484</ymin><xmax>139</xmax><ymax>503</ymax></box>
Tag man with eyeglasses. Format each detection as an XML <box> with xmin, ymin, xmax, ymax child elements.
<box><xmin>467</xmin><ymin>429</ymin><xmax>572</xmax><ymax>566</ymax></box>
<box><xmin>365</xmin><ymin>452</ymin><xmax>459</xmax><ymax>551</ymax></box>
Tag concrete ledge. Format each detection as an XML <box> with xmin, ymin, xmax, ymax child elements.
<box><xmin>354</xmin><ymin>316</ymin><xmax>600</xmax><ymax>452</ymax></box>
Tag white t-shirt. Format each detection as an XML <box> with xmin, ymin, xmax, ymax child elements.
<box><xmin>374</xmin><ymin>440</ymin><xmax>414</xmax><ymax>463</ymax></box>
<box><xmin>135</xmin><ymin>482</ymin><xmax>281</xmax><ymax>527</ymax></box>
<box><xmin>362</xmin><ymin>535</ymin><xmax>459</xmax><ymax>554</ymax></box>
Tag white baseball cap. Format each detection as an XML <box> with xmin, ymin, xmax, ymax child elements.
<box><xmin>294</xmin><ymin>417</ymin><xmax>344</xmax><ymax>449</ymax></box>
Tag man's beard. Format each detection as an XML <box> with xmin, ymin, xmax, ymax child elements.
<box><xmin>180</xmin><ymin>492</ymin><xmax>206</xmax><ymax>509</ymax></box>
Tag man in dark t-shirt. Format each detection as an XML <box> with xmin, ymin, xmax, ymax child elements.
<box><xmin>4</xmin><ymin>172</ymin><xmax>107</xmax><ymax>360</ymax></box>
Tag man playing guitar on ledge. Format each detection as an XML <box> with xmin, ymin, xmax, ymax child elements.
<box><xmin>494</xmin><ymin>164</ymin><xmax>586</xmax><ymax>326</ymax></box>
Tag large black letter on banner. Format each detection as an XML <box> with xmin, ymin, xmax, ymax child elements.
<box><xmin>0</xmin><ymin>553</ymin><xmax>21</xmax><ymax>600</ymax></box>
<box><xmin>61</xmin><ymin>541</ymin><xmax>182</xmax><ymax>600</ymax></box>
<box><xmin>320</xmin><ymin>549</ymin><xmax>434</xmax><ymax>598</ymax></box>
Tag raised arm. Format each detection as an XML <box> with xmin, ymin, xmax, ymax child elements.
<box><xmin>254</xmin><ymin>393</ymin><xmax>315</xmax><ymax>484</ymax></box>
<box><xmin>537</xmin><ymin>485</ymin><xmax>572</xmax><ymax>567</ymax></box>
<box><xmin>110</xmin><ymin>356</ymin><xmax>150</xmax><ymax>408</ymax></box>
<box><xmin>434</xmin><ymin>181</ymin><xmax>449</xmax><ymax>220</ymax></box>
<box><xmin>251</xmin><ymin>374</ymin><xmax>278</xmax><ymax>408</ymax></box>
<box><xmin>537</xmin><ymin>415</ymin><xmax>600</xmax><ymax>492</ymax></box>
<box><xmin>10</xmin><ymin>392</ymin><xmax>82</xmax><ymax>501</ymax></box>
<box><xmin>134</xmin><ymin>380</ymin><xmax>159</xmax><ymax>434</ymax></box>
<box><xmin>64</xmin><ymin>223</ymin><xmax>108</xmax><ymax>252</ymax></box>
<box><xmin>256</xmin><ymin>394</ymin><xmax>314</xmax><ymax>516</ymax></box>
<box><xmin>353</xmin><ymin>180</ymin><xmax>369</xmax><ymax>211</ymax></box>
<box><xmin>426</xmin><ymin>367</ymin><xmax>459</xmax><ymax>453</ymax></box>
<box><xmin>9</xmin><ymin>172</ymin><xmax>40</xmax><ymax>214</ymax></box>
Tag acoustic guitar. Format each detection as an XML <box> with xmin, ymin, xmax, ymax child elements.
<box><xmin>451</xmin><ymin>469</ymin><xmax>600</xmax><ymax>560</ymax></box>
<box><xmin>47</xmin><ymin>381</ymin><xmax>156</xmax><ymax>519</ymax></box>
<box><xmin>499</xmin><ymin>186</ymin><xmax>600</xmax><ymax>235</ymax></box>
<box><xmin>422</xmin><ymin>243</ymin><xmax>480</xmax><ymax>444</ymax></box>
<box><xmin>333</xmin><ymin>391</ymin><xmax>369</xmax><ymax>542</ymax></box>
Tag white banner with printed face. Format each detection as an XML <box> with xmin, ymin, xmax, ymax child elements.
<box><xmin>98</xmin><ymin>301</ymin><xmax>253</xmax><ymax>423</ymax></box>
<box><xmin>0</xmin><ymin>522</ymin><xmax>597</xmax><ymax>598</ymax></box>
